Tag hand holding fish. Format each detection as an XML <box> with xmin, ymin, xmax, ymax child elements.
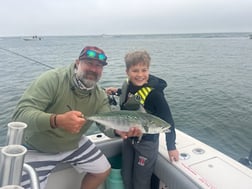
<box><xmin>55</xmin><ymin>111</ymin><xmax>85</xmax><ymax>134</ymax></box>
<box><xmin>115</xmin><ymin>127</ymin><xmax>143</xmax><ymax>139</ymax></box>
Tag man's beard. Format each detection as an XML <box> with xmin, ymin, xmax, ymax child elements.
<box><xmin>81</xmin><ymin>78</ymin><xmax>96</xmax><ymax>88</ymax></box>
<box><xmin>76</xmin><ymin>70</ymin><xmax>100</xmax><ymax>88</ymax></box>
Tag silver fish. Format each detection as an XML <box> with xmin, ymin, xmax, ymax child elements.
<box><xmin>87</xmin><ymin>110</ymin><xmax>171</xmax><ymax>134</ymax></box>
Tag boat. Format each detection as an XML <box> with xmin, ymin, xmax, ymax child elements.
<box><xmin>100</xmin><ymin>34</ymin><xmax>113</xmax><ymax>38</ymax></box>
<box><xmin>23</xmin><ymin>36</ymin><xmax>42</xmax><ymax>41</ymax></box>
<box><xmin>43</xmin><ymin>130</ymin><xmax>252</xmax><ymax>189</ymax></box>
<box><xmin>1</xmin><ymin>123</ymin><xmax>252</xmax><ymax>189</ymax></box>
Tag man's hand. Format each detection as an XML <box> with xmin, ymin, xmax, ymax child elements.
<box><xmin>56</xmin><ymin>111</ymin><xmax>86</xmax><ymax>134</ymax></box>
<box><xmin>105</xmin><ymin>87</ymin><xmax>118</xmax><ymax>95</ymax></box>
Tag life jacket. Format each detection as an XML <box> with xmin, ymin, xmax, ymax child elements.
<box><xmin>136</xmin><ymin>86</ymin><xmax>153</xmax><ymax>105</ymax></box>
<box><xmin>119</xmin><ymin>79</ymin><xmax>153</xmax><ymax>111</ymax></box>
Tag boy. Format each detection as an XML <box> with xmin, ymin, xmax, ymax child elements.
<box><xmin>106</xmin><ymin>50</ymin><xmax>179</xmax><ymax>189</ymax></box>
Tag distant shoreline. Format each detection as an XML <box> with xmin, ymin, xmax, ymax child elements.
<box><xmin>0</xmin><ymin>31</ymin><xmax>252</xmax><ymax>38</ymax></box>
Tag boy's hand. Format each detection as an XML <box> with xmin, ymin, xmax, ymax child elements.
<box><xmin>115</xmin><ymin>127</ymin><xmax>143</xmax><ymax>139</ymax></box>
<box><xmin>168</xmin><ymin>149</ymin><xmax>179</xmax><ymax>162</ymax></box>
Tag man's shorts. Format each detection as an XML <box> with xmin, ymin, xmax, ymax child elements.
<box><xmin>21</xmin><ymin>136</ymin><xmax>110</xmax><ymax>189</ymax></box>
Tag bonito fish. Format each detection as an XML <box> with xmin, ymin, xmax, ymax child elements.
<box><xmin>87</xmin><ymin>110</ymin><xmax>171</xmax><ymax>134</ymax></box>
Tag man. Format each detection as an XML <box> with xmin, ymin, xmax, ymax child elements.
<box><xmin>12</xmin><ymin>46</ymin><xmax>112</xmax><ymax>189</ymax></box>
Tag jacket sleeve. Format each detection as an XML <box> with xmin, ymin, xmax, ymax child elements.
<box><xmin>145</xmin><ymin>90</ymin><xmax>177</xmax><ymax>151</ymax></box>
<box><xmin>12</xmin><ymin>70</ymin><xmax>58</xmax><ymax>131</ymax></box>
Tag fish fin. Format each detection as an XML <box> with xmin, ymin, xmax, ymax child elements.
<box><xmin>139</xmin><ymin>105</ymin><xmax>147</xmax><ymax>113</ymax></box>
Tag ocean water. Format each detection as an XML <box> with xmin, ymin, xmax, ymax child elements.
<box><xmin>0</xmin><ymin>33</ymin><xmax>252</xmax><ymax>163</ymax></box>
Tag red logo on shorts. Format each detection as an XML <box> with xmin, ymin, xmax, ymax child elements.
<box><xmin>138</xmin><ymin>156</ymin><xmax>147</xmax><ymax>166</ymax></box>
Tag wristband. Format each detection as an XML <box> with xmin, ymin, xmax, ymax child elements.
<box><xmin>54</xmin><ymin>114</ymin><xmax>57</xmax><ymax>128</ymax></box>
<box><xmin>51</xmin><ymin>114</ymin><xmax>57</xmax><ymax>129</ymax></box>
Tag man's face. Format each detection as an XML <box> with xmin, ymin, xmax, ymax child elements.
<box><xmin>76</xmin><ymin>59</ymin><xmax>104</xmax><ymax>88</ymax></box>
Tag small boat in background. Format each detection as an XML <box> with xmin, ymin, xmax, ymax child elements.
<box><xmin>249</xmin><ymin>34</ymin><xmax>252</xmax><ymax>39</ymax></box>
<box><xmin>23</xmin><ymin>36</ymin><xmax>42</xmax><ymax>41</ymax></box>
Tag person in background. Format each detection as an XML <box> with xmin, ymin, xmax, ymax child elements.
<box><xmin>106</xmin><ymin>50</ymin><xmax>179</xmax><ymax>189</ymax></box>
<box><xmin>12</xmin><ymin>46</ymin><xmax>114</xmax><ymax>189</ymax></box>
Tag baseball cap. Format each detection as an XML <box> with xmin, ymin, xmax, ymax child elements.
<box><xmin>79</xmin><ymin>46</ymin><xmax>108</xmax><ymax>66</ymax></box>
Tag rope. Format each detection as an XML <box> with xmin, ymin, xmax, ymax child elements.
<box><xmin>0</xmin><ymin>46</ymin><xmax>54</xmax><ymax>69</ymax></box>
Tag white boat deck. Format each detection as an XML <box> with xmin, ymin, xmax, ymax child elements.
<box><xmin>158</xmin><ymin>129</ymin><xmax>252</xmax><ymax>189</ymax></box>
<box><xmin>44</xmin><ymin>129</ymin><xmax>252</xmax><ymax>189</ymax></box>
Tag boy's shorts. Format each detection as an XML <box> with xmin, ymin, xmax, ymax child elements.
<box><xmin>21</xmin><ymin>136</ymin><xmax>110</xmax><ymax>189</ymax></box>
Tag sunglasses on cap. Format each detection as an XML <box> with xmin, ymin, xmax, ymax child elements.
<box><xmin>80</xmin><ymin>50</ymin><xmax>107</xmax><ymax>62</ymax></box>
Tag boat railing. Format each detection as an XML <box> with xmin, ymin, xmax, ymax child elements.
<box><xmin>0</xmin><ymin>122</ymin><xmax>40</xmax><ymax>189</ymax></box>
<box><xmin>0</xmin><ymin>185</ymin><xmax>24</xmax><ymax>189</ymax></box>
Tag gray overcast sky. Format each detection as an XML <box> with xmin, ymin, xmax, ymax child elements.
<box><xmin>1</xmin><ymin>0</ymin><xmax>252</xmax><ymax>37</ymax></box>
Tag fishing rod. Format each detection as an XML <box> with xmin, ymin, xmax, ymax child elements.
<box><xmin>0</xmin><ymin>46</ymin><xmax>54</xmax><ymax>69</ymax></box>
<box><xmin>0</xmin><ymin>46</ymin><xmax>119</xmax><ymax>106</ymax></box>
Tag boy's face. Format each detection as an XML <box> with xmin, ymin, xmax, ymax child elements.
<box><xmin>126</xmin><ymin>63</ymin><xmax>149</xmax><ymax>86</ymax></box>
